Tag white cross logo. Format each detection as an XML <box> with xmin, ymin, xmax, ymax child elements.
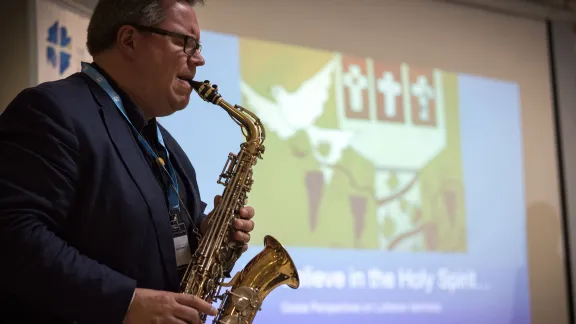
<box><xmin>411</xmin><ymin>75</ymin><xmax>435</xmax><ymax>121</ymax></box>
<box><xmin>342</xmin><ymin>64</ymin><xmax>368</xmax><ymax>113</ymax></box>
<box><xmin>376</xmin><ymin>71</ymin><xmax>402</xmax><ymax>118</ymax></box>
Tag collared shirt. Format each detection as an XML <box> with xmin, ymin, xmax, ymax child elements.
<box><xmin>90</xmin><ymin>63</ymin><xmax>192</xmax><ymax>277</ymax></box>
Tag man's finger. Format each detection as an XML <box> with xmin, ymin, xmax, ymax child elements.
<box><xmin>172</xmin><ymin>303</ymin><xmax>200</xmax><ymax>323</ymax></box>
<box><xmin>233</xmin><ymin>231</ymin><xmax>250</xmax><ymax>243</ymax></box>
<box><xmin>174</xmin><ymin>294</ymin><xmax>217</xmax><ymax>316</ymax></box>
<box><xmin>234</xmin><ymin>219</ymin><xmax>254</xmax><ymax>232</ymax></box>
<box><xmin>239</xmin><ymin>206</ymin><xmax>255</xmax><ymax>219</ymax></box>
<box><xmin>167</xmin><ymin>317</ymin><xmax>188</xmax><ymax>324</ymax></box>
<box><xmin>214</xmin><ymin>195</ymin><xmax>222</xmax><ymax>206</ymax></box>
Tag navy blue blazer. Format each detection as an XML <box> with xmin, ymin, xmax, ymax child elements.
<box><xmin>0</xmin><ymin>72</ymin><xmax>207</xmax><ymax>323</ymax></box>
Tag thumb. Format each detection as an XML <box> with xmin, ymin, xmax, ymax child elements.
<box><xmin>214</xmin><ymin>195</ymin><xmax>222</xmax><ymax>206</ymax></box>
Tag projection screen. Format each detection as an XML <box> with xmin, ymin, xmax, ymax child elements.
<box><xmin>158</xmin><ymin>1</ymin><xmax>568</xmax><ymax>323</ymax></box>
<box><xmin>33</xmin><ymin>0</ymin><xmax>569</xmax><ymax>323</ymax></box>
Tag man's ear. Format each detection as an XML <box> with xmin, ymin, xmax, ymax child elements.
<box><xmin>116</xmin><ymin>25</ymin><xmax>139</xmax><ymax>60</ymax></box>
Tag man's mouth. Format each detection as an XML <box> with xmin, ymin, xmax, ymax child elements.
<box><xmin>176</xmin><ymin>76</ymin><xmax>193</xmax><ymax>89</ymax></box>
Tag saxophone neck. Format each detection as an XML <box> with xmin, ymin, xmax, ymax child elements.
<box><xmin>189</xmin><ymin>79</ymin><xmax>266</xmax><ymax>147</ymax></box>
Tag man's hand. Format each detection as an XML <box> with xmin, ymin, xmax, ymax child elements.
<box><xmin>123</xmin><ymin>288</ymin><xmax>217</xmax><ymax>324</ymax></box>
<box><xmin>200</xmin><ymin>195</ymin><xmax>256</xmax><ymax>252</ymax></box>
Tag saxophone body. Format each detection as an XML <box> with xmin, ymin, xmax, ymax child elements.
<box><xmin>182</xmin><ymin>80</ymin><xmax>300</xmax><ymax>324</ymax></box>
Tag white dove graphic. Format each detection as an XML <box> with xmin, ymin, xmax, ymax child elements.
<box><xmin>240</xmin><ymin>57</ymin><xmax>337</xmax><ymax>140</ymax></box>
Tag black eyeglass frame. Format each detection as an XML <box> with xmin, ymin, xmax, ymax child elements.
<box><xmin>131</xmin><ymin>24</ymin><xmax>202</xmax><ymax>57</ymax></box>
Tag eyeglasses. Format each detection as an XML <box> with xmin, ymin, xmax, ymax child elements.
<box><xmin>131</xmin><ymin>24</ymin><xmax>202</xmax><ymax>57</ymax></box>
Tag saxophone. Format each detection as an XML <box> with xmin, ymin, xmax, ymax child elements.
<box><xmin>182</xmin><ymin>80</ymin><xmax>300</xmax><ymax>324</ymax></box>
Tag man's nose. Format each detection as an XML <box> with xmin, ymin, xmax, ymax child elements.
<box><xmin>189</xmin><ymin>52</ymin><xmax>205</xmax><ymax>67</ymax></box>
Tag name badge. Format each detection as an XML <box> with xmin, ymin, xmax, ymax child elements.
<box><xmin>174</xmin><ymin>234</ymin><xmax>192</xmax><ymax>267</ymax></box>
<box><xmin>172</xmin><ymin>214</ymin><xmax>191</xmax><ymax>267</ymax></box>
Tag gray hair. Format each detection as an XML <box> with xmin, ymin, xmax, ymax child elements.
<box><xmin>86</xmin><ymin>0</ymin><xmax>204</xmax><ymax>56</ymax></box>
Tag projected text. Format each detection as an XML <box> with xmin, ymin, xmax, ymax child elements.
<box><xmin>294</xmin><ymin>266</ymin><xmax>484</xmax><ymax>294</ymax></box>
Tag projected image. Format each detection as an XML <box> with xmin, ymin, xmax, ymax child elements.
<box><xmin>240</xmin><ymin>38</ymin><xmax>467</xmax><ymax>253</ymax></box>
<box><xmin>160</xmin><ymin>30</ymin><xmax>529</xmax><ymax>324</ymax></box>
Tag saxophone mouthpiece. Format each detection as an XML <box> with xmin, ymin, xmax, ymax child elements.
<box><xmin>188</xmin><ymin>79</ymin><xmax>222</xmax><ymax>104</ymax></box>
<box><xmin>187</xmin><ymin>79</ymin><xmax>204</xmax><ymax>91</ymax></box>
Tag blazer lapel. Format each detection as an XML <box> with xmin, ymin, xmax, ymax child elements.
<box><xmin>164</xmin><ymin>141</ymin><xmax>202</xmax><ymax>222</ymax></box>
<box><xmin>82</xmin><ymin>74</ymin><xmax>179</xmax><ymax>289</ymax></box>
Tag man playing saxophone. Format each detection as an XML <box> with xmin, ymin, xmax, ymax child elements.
<box><xmin>0</xmin><ymin>0</ymin><xmax>256</xmax><ymax>323</ymax></box>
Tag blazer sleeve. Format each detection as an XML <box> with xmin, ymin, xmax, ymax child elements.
<box><xmin>0</xmin><ymin>88</ymin><xmax>137</xmax><ymax>323</ymax></box>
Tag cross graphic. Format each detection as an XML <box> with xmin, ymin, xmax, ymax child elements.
<box><xmin>342</xmin><ymin>64</ymin><xmax>368</xmax><ymax>113</ymax></box>
<box><xmin>411</xmin><ymin>75</ymin><xmax>435</xmax><ymax>121</ymax></box>
<box><xmin>46</xmin><ymin>21</ymin><xmax>72</xmax><ymax>75</ymax></box>
<box><xmin>376</xmin><ymin>71</ymin><xmax>402</xmax><ymax>118</ymax></box>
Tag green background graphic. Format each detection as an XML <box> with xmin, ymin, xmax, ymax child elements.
<box><xmin>239</xmin><ymin>37</ymin><xmax>466</xmax><ymax>253</ymax></box>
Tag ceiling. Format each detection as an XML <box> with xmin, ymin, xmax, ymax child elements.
<box><xmin>64</xmin><ymin>0</ymin><xmax>576</xmax><ymax>22</ymax></box>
